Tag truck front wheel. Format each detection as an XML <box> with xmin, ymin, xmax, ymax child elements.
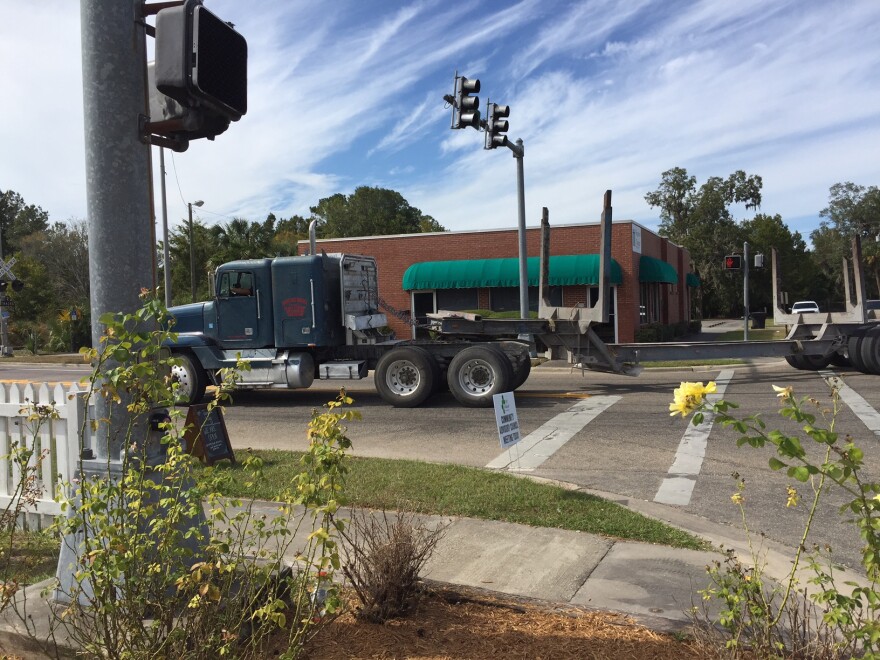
<box><xmin>447</xmin><ymin>345</ymin><xmax>514</xmax><ymax>407</ymax></box>
<box><xmin>375</xmin><ymin>346</ymin><xmax>438</xmax><ymax>407</ymax></box>
<box><xmin>171</xmin><ymin>353</ymin><xmax>208</xmax><ymax>406</ymax></box>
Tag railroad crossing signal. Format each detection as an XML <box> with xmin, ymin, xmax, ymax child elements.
<box><xmin>724</xmin><ymin>254</ymin><xmax>742</xmax><ymax>270</ymax></box>
<box><xmin>0</xmin><ymin>257</ymin><xmax>23</xmax><ymax>292</ymax></box>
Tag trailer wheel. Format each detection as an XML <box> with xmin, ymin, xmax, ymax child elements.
<box><xmin>491</xmin><ymin>342</ymin><xmax>531</xmax><ymax>390</ymax></box>
<box><xmin>784</xmin><ymin>354</ymin><xmax>831</xmax><ymax>371</ymax></box>
<box><xmin>447</xmin><ymin>345</ymin><xmax>514</xmax><ymax>407</ymax></box>
<box><xmin>375</xmin><ymin>346</ymin><xmax>437</xmax><ymax>407</ymax></box>
<box><xmin>171</xmin><ymin>352</ymin><xmax>208</xmax><ymax>405</ymax></box>
<box><xmin>848</xmin><ymin>333</ymin><xmax>867</xmax><ymax>372</ymax></box>
<box><xmin>858</xmin><ymin>326</ymin><xmax>880</xmax><ymax>374</ymax></box>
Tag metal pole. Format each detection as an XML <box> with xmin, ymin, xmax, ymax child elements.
<box><xmin>189</xmin><ymin>202</ymin><xmax>196</xmax><ymax>303</ymax></box>
<box><xmin>514</xmin><ymin>140</ymin><xmax>528</xmax><ymax>320</ymax></box>
<box><xmin>0</xmin><ymin>226</ymin><xmax>9</xmax><ymax>357</ymax></box>
<box><xmin>743</xmin><ymin>241</ymin><xmax>750</xmax><ymax>341</ymax></box>
<box><xmin>81</xmin><ymin>0</ymin><xmax>154</xmax><ymax>459</ymax></box>
<box><xmin>160</xmin><ymin>147</ymin><xmax>172</xmax><ymax>307</ymax></box>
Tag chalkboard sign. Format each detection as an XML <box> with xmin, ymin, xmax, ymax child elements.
<box><xmin>183</xmin><ymin>404</ymin><xmax>235</xmax><ymax>465</ymax></box>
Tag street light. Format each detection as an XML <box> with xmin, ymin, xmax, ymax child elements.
<box><xmin>188</xmin><ymin>200</ymin><xmax>204</xmax><ymax>303</ymax></box>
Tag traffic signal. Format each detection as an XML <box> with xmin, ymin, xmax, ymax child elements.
<box><xmin>452</xmin><ymin>76</ymin><xmax>480</xmax><ymax>129</ymax></box>
<box><xmin>724</xmin><ymin>255</ymin><xmax>742</xmax><ymax>270</ymax></box>
<box><xmin>155</xmin><ymin>0</ymin><xmax>248</xmax><ymax>123</ymax></box>
<box><xmin>484</xmin><ymin>103</ymin><xmax>510</xmax><ymax>149</ymax></box>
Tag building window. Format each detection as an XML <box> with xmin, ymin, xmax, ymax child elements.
<box><xmin>436</xmin><ymin>288</ymin><xmax>479</xmax><ymax>311</ymax></box>
<box><xmin>639</xmin><ymin>282</ymin><xmax>661</xmax><ymax>324</ymax></box>
<box><xmin>490</xmin><ymin>286</ymin><xmax>562</xmax><ymax>313</ymax></box>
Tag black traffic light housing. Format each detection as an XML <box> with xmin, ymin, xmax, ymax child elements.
<box><xmin>484</xmin><ymin>103</ymin><xmax>510</xmax><ymax>149</ymax></box>
<box><xmin>0</xmin><ymin>280</ymin><xmax>23</xmax><ymax>293</ymax></box>
<box><xmin>452</xmin><ymin>76</ymin><xmax>480</xmax><ymax>129</ymax></box>
<box><xmin>724</xmin><ymin>254</ymin><xmax>742</xmax><ymax>270</ymax></box>
<box><xmin>154</xmin><ymin>0</ymin><xmax>247</xmax><ymax>123</ymax></box>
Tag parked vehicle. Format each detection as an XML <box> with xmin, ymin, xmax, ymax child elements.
<box><xmin>791</xmin><ymin>300</ymin><xmax>820</xmax><ymax>314</ymax></box>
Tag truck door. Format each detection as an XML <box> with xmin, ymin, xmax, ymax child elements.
<box><xmin>216</xmin><ymin>269</ymin><xmax>262</xmax><ymax>347</ymax></box>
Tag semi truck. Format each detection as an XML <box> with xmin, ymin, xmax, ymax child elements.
<box><xmin>166</xmin><ymin>191</ymin><xmax>879</xmax><ymax>408</ymax></box>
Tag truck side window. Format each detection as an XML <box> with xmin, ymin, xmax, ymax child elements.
<box><xmin>218</xmin><ymin>271</ymin><xmax>254</xmax><ymax>298</ymax></box>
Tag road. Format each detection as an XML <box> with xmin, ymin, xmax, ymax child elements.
<box><xmin>3</xmin><ymin>358</ymin><xmax>878</xmax><ymax>574</ymax></box>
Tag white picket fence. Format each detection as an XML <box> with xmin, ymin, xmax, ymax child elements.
<box><xmin>0</xmin><ymin>382</ymin><xmax>93</xmax><ymax>529</ymax></box>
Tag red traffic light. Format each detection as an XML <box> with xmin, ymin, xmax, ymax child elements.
<box><xmin>724</xmin><ymin>255</ymin><xmax>742</xmax><ymax>270</ymax></box>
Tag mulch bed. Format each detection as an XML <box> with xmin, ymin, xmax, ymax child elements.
<box><xmin>294</xmin><ymin>585</ymin><xmax>703</xmax><ymax>659</ymax></box>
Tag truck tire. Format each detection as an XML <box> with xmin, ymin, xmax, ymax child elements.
<box><xmin>858</xmin><ymin>326</ymin><xmax>880</xmax><ymax>374</ymax></box>
<box><xmin>375</xmin><ymin>346</ymin><xmax>437</xmax><ymax>408</ymax></box>
<box><xmin>447</xmin><ymin>345</ymin><xmax>514</xmax><ymax>407</ymax></box>
<box><xmin>171</xmin><ymin>352</ymin><xmax>208</xmax><ymax>405</ymax></box>
<box><xmin>491</xmin><ymin>342</ymin><xmax>531</xmax><ymax>390</ymax></box>
<box><xmin>784</xmin><ymin>354</ymin><xmax>831</xmax><ymax>371</ymax></box>
<box><xmin>848</xmin><ymin>333</ymin><xmax>867</xmax><ymax>372</ymax></box>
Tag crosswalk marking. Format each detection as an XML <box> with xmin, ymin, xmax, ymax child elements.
<box><xmin>487</xmin><ymin>395</ymin><xmax>620</xmax><ymax>471</ymax></box>
<box><xmin>820</xmin><ymin>370</ymin><xmax>880</xmax><ymax>438</ymax></box>
<box><xmin>654</xmin><ymin>369</ymin><xmax>735</xmax><ymax>506</ymax></box>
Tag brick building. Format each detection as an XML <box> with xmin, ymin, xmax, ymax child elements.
<box><xmin>298</xmin><ymin>221</ymin><xmax>698</xmax><ymax>344</ymax></box>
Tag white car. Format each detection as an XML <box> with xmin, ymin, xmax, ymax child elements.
<box><xmin>791</xmin><ymin>300</ymin><xmax>820</xmax><ymax>314</ymax></box>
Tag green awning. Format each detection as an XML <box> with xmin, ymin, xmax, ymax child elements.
<box><xmin>686</xmin><ymin>272</ymin><xmax>701</xmax><ymax>287</ymax></box>
<box><xmin>639</xmin><ymin>255</ymin><xmax>678</xmax><ymax>284</ymax></box>
<box><xmin>402</xmin><ymin>255</ymin><xmax>622</xmax><ymax>291</ymax></box>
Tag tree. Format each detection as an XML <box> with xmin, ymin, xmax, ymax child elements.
<box><xmin>740</xmin><ymin>213</ymin><xmax>829</xmax><ymax>312</ymax></box>
<box><xmin>272</xmin><ymin>213</ymin><xmax>310</xmax><ymax>255</ymax></box>
<box><xmin>210</xmin><ymin>216</ymin><xmax>276</xmax><ymax>264</ymax></box>
<box><xmin>18</xmin><ymin>220</ymin><xmax>90</xmax><ymax>310</ymax></box>
<box><xmin>645</xmin><ymin>168</ymin><xmax>762</xmax><ymax>317</ymax></box>
<box><xmin>310</xmin><ymin>187</ymin><xmax>445</xmax><ymax>238</ymax></box>
<box><xmin>0</xmin><ymin>189</ymin><xmax>49</xmax><ymax>256</ymax></box>
<box><xmin>811</xmin><ymin>182</ymin><xmax>880</xmax><ymax>298</ymax></box>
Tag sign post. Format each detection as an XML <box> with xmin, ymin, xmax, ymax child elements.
<box><xmin>493</xmin><ymin>392</ymin><xmax>521</xmax><ymax>450</ymax></box>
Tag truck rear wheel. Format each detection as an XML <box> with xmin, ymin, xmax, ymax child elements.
<box><xmin>858</xmin><ymin>326</ymin><xmax>880</xmax><ymax>374</ymax></box>
<box><xmin>375</xmin><ymin>346</ymin><xmax>437</xmax><ymax>408</ymax></box>
<box><xmin>848</xmin><ymin>332</ymin><xmax>867</xmax><ymax>372</ymax></box>
<box><xmin>447</xmin><ymin>345</ymin><xmax>514</xmax><ymax>407</ymax></box>
<box><xmin>784</xmin><ymin>354</ymin><xmax>831</xmax><ymax>371</ymax></box>
<box><xmin>171</xmin><ymin>352</ymin><xmax>208</xmax><ymax>405</ymax></box>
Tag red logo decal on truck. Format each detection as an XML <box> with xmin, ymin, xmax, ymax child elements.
<box><xmin>282</xmin><ymin>297</ymin><xmax>307</xmax><ymax>317</ymax></box>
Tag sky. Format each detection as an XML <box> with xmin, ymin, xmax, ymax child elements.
<box><xmin>1</xmin><ymin>0</ymin><xmax>879</xmax><ymax>242</ymax></box>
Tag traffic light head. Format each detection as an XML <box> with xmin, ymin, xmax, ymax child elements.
<box><xmin>452</xmin><ymin>76</ymin><xmax>480</xmax><ymax>129</ymax></box>
<box><xmin>484</xmin><ymin>103</ymin><xmax>510</xmax><ymax>149</ymax></box>
<box><xmin>724</xmin><ymin>254</ymin><xmax>743</xmax><ymax>270</ymax></box>
<box><xmin>11</xmin><ymin>280</ymin><xmax>23</xmax><ymax>292</ymax></box>
<box><xmin>155</xmin><ymin>0</ymin><xmax>248</xmax><ymax>122</ymax></box>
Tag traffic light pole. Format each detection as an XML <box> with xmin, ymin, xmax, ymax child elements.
<box><xmin>510</xmin><ymin>139</ymin><xmax>529</xmax><ymax>333</ymax></box>
<box><xmin>743</xmin><ymin>241</ymin><xmax>750</xmax><ymax>341</ymax></box>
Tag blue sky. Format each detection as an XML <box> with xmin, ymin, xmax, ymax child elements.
<box><xmin>1</xmin><ymin>0</ymin><xmax>878</xmax><ymax>242</ymax></box>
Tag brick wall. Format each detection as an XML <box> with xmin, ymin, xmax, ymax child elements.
<box><xmin>299</xmin><ymin>222</ymin><xmax>691</xmax><ymax>342</ymax></box>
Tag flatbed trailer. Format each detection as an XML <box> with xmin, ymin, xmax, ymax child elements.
<box><xmin>168</xmin><ymin>191</ymin><xmax>877</xmax><ymax>409</ymax></box>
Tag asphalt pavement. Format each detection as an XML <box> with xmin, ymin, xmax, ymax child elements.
<box><xmin>0</xmin><ymin>323</ymin><xmax>871</xmax><ymax>655</ymax></box>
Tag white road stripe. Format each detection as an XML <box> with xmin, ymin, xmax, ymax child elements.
<box><xmin>486</xmin><ymin>396</ymin><xmax>620</xmax><ymax>471</ymax></box>
<box><xmin>819</xmin><ymin>370</ymin><xmax>880</xmax><ymax>438</ymax></box>
<box><xmin>654</xmin><ymin>370</ymin><xmax>735</xmax><ymax>506</ymax></box>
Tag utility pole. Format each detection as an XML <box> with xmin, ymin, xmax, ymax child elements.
<box><xmin>743</xmin><ymin>241</ymin><xmax>750</xmax><ymax>341</ymax></box>
<box><xmin>511</xmin><ymin>139</ymin><xmax>530</xmax><ymax>342</ymax></box>
<box><xmin>160</xmin><ymin>148</ymin><xmax>172</xmax><ymax>307</ymax></box>
<box><xmin>188</xmin><ymin>200</ymin><xmax>203</xmax><ymax>302</ymax></box>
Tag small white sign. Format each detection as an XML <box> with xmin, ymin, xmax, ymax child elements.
<box><xmin>493</xmin><ymin>392</ymin><xmax>521</xmax><ymax>449</ymax></box>
<box><xmin>632</xmin><ymin>225</ymin><xmax>642</xmax><ymax>254</ymax></box>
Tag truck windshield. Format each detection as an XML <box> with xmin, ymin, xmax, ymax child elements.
<box><xmin>218</xmin><ymin>271</ymin><xmax>254</xmax><ymax>297</ymax></box>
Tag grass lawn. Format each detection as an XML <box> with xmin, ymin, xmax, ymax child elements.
<box><xmin>207</xmin><ymin>450</ymin><xmax>706</xmax><ymax>550</ymax></box>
